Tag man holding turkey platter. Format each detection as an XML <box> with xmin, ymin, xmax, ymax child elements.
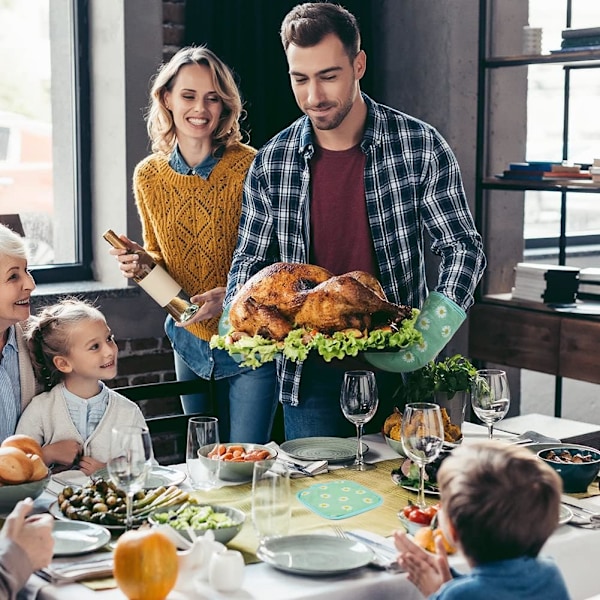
<box><xmin>218</xmin><ymin>3</ymin><xmax>486</xmax><ymax>441</ymax></box>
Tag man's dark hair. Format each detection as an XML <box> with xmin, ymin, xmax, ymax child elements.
<box><xmin>280</xmin><ymin>2</ymin><xmax>361</xmax><ymax>59</ymax></box>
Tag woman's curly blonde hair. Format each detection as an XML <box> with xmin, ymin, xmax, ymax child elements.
<box><xmin>146</xmin><ymin>45</ymin><xmax>245</xmax><ymax>156</ymax></box>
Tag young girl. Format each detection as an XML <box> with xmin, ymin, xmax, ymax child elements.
<box><xmin>16</xmin><ymin>298</ymin><xmax>147</xmax><ymax>475</ymax></box>
<box><xmin>0</xmin><ymin>223</ymin><xmax>39</xmax><ymax>444</ymax></box>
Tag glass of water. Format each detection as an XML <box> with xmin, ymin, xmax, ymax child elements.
<box><xmin>186</xmin><ymin>416</ymin><xmax>220</xmax><ymax>490</ymax></box>
<box><xmin>251</xmin><ymin>460</ymin><xmax>291</xmax><ymax>548</ymax></box>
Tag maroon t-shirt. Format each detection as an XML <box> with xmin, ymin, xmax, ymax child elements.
<box><xmin>309</xmin><ymin>144</ymin><xmax>378</xmax><ymax>276</ymax></box>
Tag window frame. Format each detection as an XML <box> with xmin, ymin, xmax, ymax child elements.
<box><xmin>30</xmin><ymin>0</ymin><xmax>93</xmax><ymax>284</ymax></box>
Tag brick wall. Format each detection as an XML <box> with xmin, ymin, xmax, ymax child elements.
<box><xmin>162</xmin><ymin>0</ymin><xmax>186</xmax><ymax>60</ymax></box>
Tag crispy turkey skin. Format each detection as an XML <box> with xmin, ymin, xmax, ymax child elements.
<box><xmin>229</xmin><ymin>262</ymin><xmax>412</xmax><ymax>341</ymax></box>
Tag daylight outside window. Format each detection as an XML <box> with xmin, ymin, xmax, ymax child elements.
<box><xmin>0</xmin><ymin>0</ymin><xmax>90</xmax><ymax>281</ymax></box>
<box><xmin>525</xmin><ymin>0</ymin><xmax>600</xmax><ymax>259</ymax></box>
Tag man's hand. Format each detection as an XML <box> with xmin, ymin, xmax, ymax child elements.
<box><xmin>176</xmin><ymin>287</ymin><xmax>226</xmax><ymax>326</ymax></box>
<box><xmin>394</xmin><ymin>530</ymin><xmax>453</xmax><ymax>597</ymax></box>
<box><xmin>1</xmin><ymin>498</ymin><xmax>54</xmax><ymax>571</ymax></box>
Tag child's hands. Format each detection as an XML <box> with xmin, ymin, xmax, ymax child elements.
<box><xmin>42</xmin><ymin>440</ymin><xmax>82</xmax><ymax>468</ymax></box>
<box><xmin>78</xmin><ymin>456</ymin><xmax>105</xmax><ymax>476</ymax></box>
<box><xmin>394</xmin><ymin>530</ymin><xmax>452</xmax><ymax>597</ymax></box>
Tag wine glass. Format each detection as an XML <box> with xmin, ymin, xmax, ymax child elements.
<box><xmin>251</xmin><ymin>460</ymin><xmax>291</xmax><ymax>548</ymax></box>
<box><xmin>401</xmin><ymin>402</ymin><xmax>445</xmax><ymax>509</ymax></box>
<box><xmin>107</xmin><ymin>425</ymin><xmax>153</xmax><ymax>530</ymax></box>
<box><xmin>339</xmin><ymin>370</ymin><xmax>379</xmax><ymax>471</ymax></box>
<box><xmin>471</xmin><ymin>369</ymin><xmax>511</xmax><ymax>439</ymax></box>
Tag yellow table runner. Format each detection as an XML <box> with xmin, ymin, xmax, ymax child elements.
<box><xmin>190</xmin><ymin>458</ymin><xmax>421</xmax><ymax>563</ymax></box>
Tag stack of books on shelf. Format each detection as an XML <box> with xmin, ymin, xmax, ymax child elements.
<box><xmin>577</xmin><ymin>268</ymin><xmax>600</xmax><ymax>302</ymax></box>
<box><xmin>511</xmin><ymin>262</ymin><xmax>580</xmax><ymax>305</ymax></box>
<box><xmin>497</xmin><ymin>161</ymin><xmax>592</xmax><ymax>182</ymax></box>
<box><xmin>553</xmin><ymin>26</ymin><xmax>600</xmax><ymax>53</ymax></box>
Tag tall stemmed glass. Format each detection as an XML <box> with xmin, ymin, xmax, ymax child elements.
<box><xmin>401</xmin><ymin>402</ymin><xmax>445</xmax><ymax>509</ymax></box>
<box><xmin>340</xmin><ymin>370</ymin><xmax>379</xmax><ymax>471</ymax></box>
<box><xmin>471</xmin><ymin>369</ymin><xmax>511</xmax><ymax>439</ymax></box>
<box><xmin>107</xmin><ymin>425</ymin><xmax>153</xmax><ymax>530</ymax></box>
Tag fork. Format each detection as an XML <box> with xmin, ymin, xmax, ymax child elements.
<box><xmin>331</xmin><ymin>526</ymin><xmax>400</xmax><ymax>571</ymax></box>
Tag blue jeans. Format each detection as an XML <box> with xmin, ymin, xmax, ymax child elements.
<box><xmin>174</xmin><ymin>349</ymin><xmax>278</xmax><ymax>443</ymax></box>
<box><xmin>282</xmin><ymin>356</ymin><xmax>401</xmax><ymax>441</ymax></box>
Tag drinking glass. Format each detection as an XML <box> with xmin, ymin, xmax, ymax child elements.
<box><xmin>106</xmin><ymin>425</ymin><xmax>153</xmax><ymax>530</ymax></box>
<box><xmin>186</xmin><ymin>416</ymin><xmax>221</xmax><ymax>490</ymax></box>
<box><xmin>339</xmin><ymin>370</ymin><xmax>379</xmax><ymax>471</ymax></box>
<box><xmin>401</xmin><ymin>402</ymin><xmax>445</xmax><ymax>509</ymax></box>
<box><xmin>251</xmin><ymin>460</ymin><xmax>291</xmax><ymax>548</ymax></box>
<box><xmin>471</xmin><ymin>369</ymin><xmax>511</xmax><ymax>439</ymax></box>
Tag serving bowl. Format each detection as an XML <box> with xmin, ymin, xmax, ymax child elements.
<box><xmin>0</xmin><ymin>473</ymin><xmax>50</xmax><ymax>512</ymax></box>
<box><xmin>382</xmin><ymin>432</ymin><xmax>406</xmax><ymax>458</ymax></box>
<box><xmin>198</xmin><ymin>443</ymin><xmax>277</xmax><ymax>482</ymax></box>
<box><xmin>537</xmin><ymin>445</ymin><xmax>600</xmax><ymax>494</ymax></box>
<box><xmin>148</xmin><ymin>503</ymin><xmax>245</xmax><ymax>544</ymax></box>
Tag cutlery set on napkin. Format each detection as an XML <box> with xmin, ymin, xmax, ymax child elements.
<box><xmin>37</xmin><ymin>555</ymin><xmax>114</xmax><ymax>583</ymax></box>
<box><xmin>266</xmin><ymin>442</ymin><xmax>328</xmax><ymax>477</ymax></box>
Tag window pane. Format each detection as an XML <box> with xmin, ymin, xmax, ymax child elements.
<box><xmin>525</xmin><ymin>0</ymin><xmax>600</xmax><ymax>244</ymax></box>
<box><xmin>0</xmin><ymin>0</ymin><xmax>84</xmax><ymax>271</ymax></box>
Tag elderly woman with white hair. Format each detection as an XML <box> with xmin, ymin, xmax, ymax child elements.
<box><xmin>0</xmin><ymin>223</ymin><xmax>39</xmax><ymax>443</ymax></box>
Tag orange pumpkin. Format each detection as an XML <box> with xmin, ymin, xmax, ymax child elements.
<box><xmin>114</xmin><ymin>528</ymin><xmax>178</xmax><ymax>600</ymax></box>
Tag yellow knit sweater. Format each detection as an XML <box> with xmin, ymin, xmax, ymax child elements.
<box><xmin>133</xmin><ymin>142</ymin><xmax>257</xmax><ymax>341</ymax></box>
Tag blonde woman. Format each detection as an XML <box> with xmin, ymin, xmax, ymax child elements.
<box><xmin>110</xmin><ymin>46</ymin><xmax>277</xmax><ymax>443</ymax></box>
<box><xmin>0</xmin><ymin>223</ymin><xmax>39</xmax><ymax>443</ymax></box>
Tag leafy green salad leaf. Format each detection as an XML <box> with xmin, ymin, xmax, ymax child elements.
<box><xmin>209</xmin><ymin>308</ymin><xmax>423</xmax><ymax>368</ymax></box>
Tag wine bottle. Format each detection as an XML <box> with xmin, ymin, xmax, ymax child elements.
<box><xmin>103</xmin><ymin>229</ymin><xmax>199</xmax><ymax>324</ymax></box>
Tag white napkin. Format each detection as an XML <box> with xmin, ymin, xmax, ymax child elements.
<box><xmin>266</xmin><ymin>442</ymin><xmax>328</xmax><ymax>478</ymax></box>
<box><xmin>37</xmin><ymin>555</ymin><xmax>113</xmax><ymax>583</ymax></box>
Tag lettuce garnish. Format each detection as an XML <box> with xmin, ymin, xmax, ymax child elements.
<box><xmin>209</xmin><ymin>308</ymin><xmax>422</xmax><ymax>368</ymax></box>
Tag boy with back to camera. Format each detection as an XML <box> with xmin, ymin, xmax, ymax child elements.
<box><xmin>394</xmin><ymin>440</ymin><xmax>570</xmax><ymax>599</ymax></box>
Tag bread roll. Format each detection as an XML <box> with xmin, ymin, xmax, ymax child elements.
<box><xmin>0</xmin><ymin>447</ymin><xmax>34</xmax><ymax>484</ymax></box>
<box><xmin>1</xmin><ymin>434</ymin><xmax>44</xmax><ymax>458</ymax></box>
<box><xmin>29</xmin><ymin>454</ymin><xmax>49</xmax><ymax>481</ymax></box>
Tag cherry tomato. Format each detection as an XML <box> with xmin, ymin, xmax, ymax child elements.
<box><xmin>423</xmin><ymin>505</ymin><xmax>439</xmax><ymax>520</ymax></box>
<box><xmin>402</xmin><ymin>505</ymin><xmax>414</xmax><ymax>518</ymax></box>
<box><xmin>407</xmin><ymin>507</ymin><xmax>431</xmax><ymax>525</ymax></box>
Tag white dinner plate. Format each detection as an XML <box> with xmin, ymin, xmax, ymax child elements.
<box><xmin>52</xmin><ymin>520</ymin><xmax>111</xmax><ymax>556</ymax></box>
<box><xmin>559</xmin><ymin>504</ymin><xmax>573</xmax><ymax>526</ymax></box>
<box><xmin>257</xmin><ymin>534</ymin><xmax>375</xmax><ymax>576</ymax></box>
<box><xmin>391</xmin><ymin>472</ymin><xmax>440</xmax><ymax>496</ymax></box>
<box><xmin>280</xmin><ymin>437</ymin><xmax>368</xmax><ymax>463</ymax></box>
<box><xmin>94</xmin><ymin>465</ymin><xmax>187</xmax><ymax>488</ymax></box>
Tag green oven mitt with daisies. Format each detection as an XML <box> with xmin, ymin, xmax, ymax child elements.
<box><xmin>363</xmin><ymin>291</ymin><xmax>466</xmax><ymax>372</ymax></box>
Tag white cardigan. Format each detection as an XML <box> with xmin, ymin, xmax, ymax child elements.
<box><xmin>16</xmin><ymin>383</ymin><xmax>147</xmax><ymax>463</ymax></box>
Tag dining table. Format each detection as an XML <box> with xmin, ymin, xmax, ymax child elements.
<box><xmin>20</xmin><ymin>422</ymin><xmax>600</xmax><ymax>600</ymax></box>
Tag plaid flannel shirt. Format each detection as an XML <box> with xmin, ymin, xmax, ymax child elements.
<box><xmin>225</xmin><ymin>94</ymin><xmax>486</xmax><ymax>406</ymax></box>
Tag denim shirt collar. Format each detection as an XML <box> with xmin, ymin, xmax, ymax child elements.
<box><xmin>169</xmin><ymin>145</ymin><xmax>220</xmax><ymax>179</ymax></box>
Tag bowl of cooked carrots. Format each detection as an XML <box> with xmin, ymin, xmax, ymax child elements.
<box><xmin>198</xmin><ymin>443</ymin><xmax>278</xmax><ymax>482</ymax></box>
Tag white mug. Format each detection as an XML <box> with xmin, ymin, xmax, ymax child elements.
<box><xmin>208</xmin><ymin>549</ymin><xmax>245</xmax><ymax>592</ymax></box>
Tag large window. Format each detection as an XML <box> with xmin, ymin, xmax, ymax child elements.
<box><xmin>525</xmin><ymin>0</ymin><xmax>600</xmax><ymax>261</ymax></box>
<box><xmin>0</xmin><ymin>0</ymin><xmax>91</xmax><ymax>282</ymax></box>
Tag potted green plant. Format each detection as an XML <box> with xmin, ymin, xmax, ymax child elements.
<box><xmin>393</xmin><ymin>354</ymin><xmax>478</xmax><ymax>442</ymax></box>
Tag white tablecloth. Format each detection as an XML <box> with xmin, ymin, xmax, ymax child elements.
<box><xmin>25</xmin><ymin>424</ymin><xmax>600</xmax><ymax>600</ymax></box>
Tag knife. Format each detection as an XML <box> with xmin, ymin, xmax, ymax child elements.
<box><xmin>342</xmin><ymin>531</ymin><xmax>397</xmax><ymax>558</ymax></box>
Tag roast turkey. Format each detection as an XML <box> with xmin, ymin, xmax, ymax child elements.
<box><xmin>229</xmin><ymin>262</ymin><xmax>412</xmax><ymax>341</ymax></box>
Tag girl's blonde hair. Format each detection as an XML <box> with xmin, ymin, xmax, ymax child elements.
<box><xmin>25</xmin><ymin>298</ymin><xmax>108</xmax><ymax>390</ymax></box>
<box><xmin>147</xmin><ymin>45</ymin><xmax>245</xmax><ymax>156</ymax></box>
<box><xmin>0</xmin><ymin>223</ymin><xmax>27</xmax><ymax>260</ymax></box>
